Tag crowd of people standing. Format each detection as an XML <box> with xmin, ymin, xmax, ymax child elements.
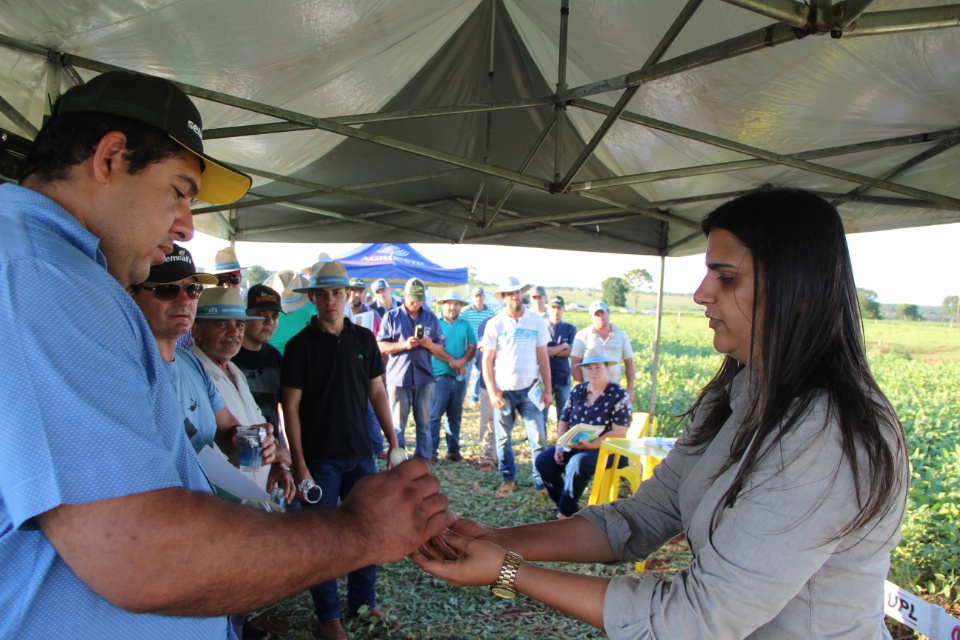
<box><xmin>2</xmin><ymin>69</ymin><xmax>907</xmax><ymax>640</ymax></box>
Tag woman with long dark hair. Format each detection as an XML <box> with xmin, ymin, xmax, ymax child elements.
<box><xmin>415</xmin><ymin>188</ymin><xmax>908</xmax><ymax>639</ymax></box>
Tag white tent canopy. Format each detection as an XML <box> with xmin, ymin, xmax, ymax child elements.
<box><xmin>2</xmin><ymin>0</ymin><xmax>960</xmax><ymax>259</ymax></box>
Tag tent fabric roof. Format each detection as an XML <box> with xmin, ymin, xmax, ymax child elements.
<box><xmin>334</xmin><ymin>243</ymin><xmax>469</xmax><ymax>285</ymax></box>
<box><xmin>2</xmin><ymin>1</ymin><xmax>959</xmax><ymax>257</ymax></box>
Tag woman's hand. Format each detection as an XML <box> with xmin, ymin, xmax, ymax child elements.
<box><xmin>448</xmin><ymin>517</ymin><xmax>497</xmax><ymax>542</ymax></box>
<box><xmin>554</xmin><ymin>447</ymin><xmax>566</xmax><ymax>464</ymax></box>
<box><xmin>412</xmin><ymin>530</ymin><xmax>509</xmax><ymax>588</ymax></box>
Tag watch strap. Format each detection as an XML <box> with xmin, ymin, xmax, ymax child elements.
<box><xmin>490</xmin><ymin>550</ymin><xmax>523</xmax><ymax>598</ymax></box>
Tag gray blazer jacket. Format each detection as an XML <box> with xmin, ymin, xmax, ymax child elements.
<box><xmin>578</xmin><ymin>368</ymin><xmax>906</xmax><ymax>639</ymax></box>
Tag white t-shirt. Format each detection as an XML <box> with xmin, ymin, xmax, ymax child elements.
<box><xmin>571</xmin><ymin>324</ymin><xmax>634</xmax><ymax>384</ymax></box>
<box><xmin>481</xmin><ymin>308</ymin><xmax>550</xmax><ymax>391</ymax></box>
<box><xmin>193</xmin><ymin>347</ymin><xmax>272</xmax><ymax>490</ymax></box>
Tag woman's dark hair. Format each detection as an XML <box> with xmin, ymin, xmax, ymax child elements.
<box><xmin>20</xmin><ymin>111</ymin><xmax>185</xmax><ymax>184</ymax></box>
<box><xmin>685</xmin><ymin>187</ymin><xmax>906</xmax><ymax>541</ymax></box>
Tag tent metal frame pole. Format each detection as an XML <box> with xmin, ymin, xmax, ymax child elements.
<box><xmin>555</xmin><ymin>0</ymin><xmax>703</xmax><ymax>192</ymax></box>
<box><xmin>575</xmin><ymin>191</ymin><xmax>702</xmax><ymax>229</ymax></box>
<box><xmin>244</xmin><ymin>198</ymin><xmax>456</xmax><ymax>233</ymax></box>
<box><xmin>834</xmin><ymin>0</ymin><xmax>878</xmax><ymax>27</ymax></box>
<box><xmin>568</xmin><ymin>126</ymin><xmax>960</xmax><ymax>192</ymax></box>
<box><xmin>0</xmin><ymin>94</ymin><xmax>37</xmax><ymax>138</ymax></box>
<box><xmin>723</xmin><ymin>1</ymin><xmax>960</xmax><ymax>35</ymax></box>
<box><xmin>649</xmin><ymin>250</ymin><xmax>667</xmax><ymax>420</ymax></box>
<box><xmin>453</xmin><ymin>197</ymin><xmax>654</xmax><ymax>249</ymax></box>
<box><xmin>193</xmin><ymin>167</ymin><xmax>476</xmax><ymax>227</ymax></box>
<box><xmin>10</xmin><ymin>49</ymin><xmax>553</xmax><ymax>192</ymax></box>
<box><xmin>719</xmin><ymin>0</ymin><xmax>812</xmax><ymax>27</ymax></box>
<box><xmin>204</xmin><ymin>98</ymin><xmax>553</xmax><ymax>140</ymax></box>
<box><xmin>233</xmin><ymin>202</ymin><xmax>452</xmax><ymax>242</ymax></box>
<box><xmin>844</xmin><ymin>5</ymin><xmax>960</xmax><ymax>36</ymax></box>
<box><xmin>553</xmin><ymin>0</ymin><xmax>569</xmax><ymax>184</ymax></box>
<box><xmin>564</xmin><ymin>22</ymin><xmax>802</xmax><ymax>103</ymax></box>
<box><xmin>491</xmin><ymin>207</ymin><xmax>622</xmax><ymax>228</ymax></box>
<box><xmin>832</xmin><ymin>137</ymin><xmax>960</xmax><ymax>208</ymax></box>
<box><xmin>485</xmin><ymin>115</ymin><xmax>556</xmax><ymax>227</ymax></box>
<box><xmin>562</xmin><ymin>6</ymin><xmax>958</xmax><ymax>103</ymax></box>
<box><xmin>572</xmin><ymin>99</ymin><xmax>960</xmax><ymax>209</ymax></box>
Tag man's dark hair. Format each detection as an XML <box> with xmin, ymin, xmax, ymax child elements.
<box><xmin>20</xmin><ymin>111</ymin><xmax>185</xmax><ymax>183</ymax></box>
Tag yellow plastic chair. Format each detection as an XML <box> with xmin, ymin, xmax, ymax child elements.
<box><xmin>587</xmin><ymin>412</ymin><xmax>662</xmax><ymax>572</ymax></box>
<box><xmin>587</xmin><ymin>412</ymin><xmax>653</xmax><ymax>506</ymax></box>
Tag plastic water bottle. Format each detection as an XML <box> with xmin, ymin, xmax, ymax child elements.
<box><xmin>270</xmin><ymin>482</ymin><xmax>286</xmax><ymax>508</ymax></box>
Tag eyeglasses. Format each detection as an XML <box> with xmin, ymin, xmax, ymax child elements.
<box><xmin>217</xmin><ymin>274</ymin><xmax>242</xmax><ymax>286</ymax></box>
<box><xmin>136</xmin><ymin>283</ymin><xmax>204</xmax><ymax>301</ymax></box>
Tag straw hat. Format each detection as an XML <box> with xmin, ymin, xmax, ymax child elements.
<box><xmin>575</xmin><ymin>349</ymin><xmax>617</xmax><ymax>367</ymax></box>
<box><xmin>195</xmin><ymin>288</ymin><xmax>261</xmax><ymax>321</ymax></box>
<box><xmin>293</xmin><ymin>261</ymin><xmax>350</xmax><ymax>292</ymax></box>
<box><xmin>213</xmin><ymin>246</ymin><xmax>243</xmax><ymax>274</ymax></box>
<box><xmin>264</xmin><ymin>270</ymin><xmax>311</xmax><ymax>313</ymax></box>
<box><xmin>494</xmin><ymin>276</ymin><xmax>530</xmax><ymax>299</ymax></box>
<box><xmin>438</xmin><ymin>289</ymin><xmax>465</xmax><ymax>304</ymax></box>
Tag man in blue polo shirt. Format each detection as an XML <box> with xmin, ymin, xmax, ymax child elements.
<box><xmin>543</xmin><ymin>295</ymin><xmax>577</xmax><ymax>430</ymax></box>
<box><xmin>0</xmin><ymin>70</ymin><xmax>452</xmax><ymax>639</ymax></box>
<box><xmin>428</xmin><ymin>290</ymin><xmax>477</xmax><ymax>463</ymax></box>
<box><xmin>378</xmin><ymin>278</ymin><xmax>456</xmax><ymax>460</ymax></box>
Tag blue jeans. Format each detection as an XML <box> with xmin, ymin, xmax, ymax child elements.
<box><xmin>367</xmin><ymin>400</ymin><xmax>383</xmax><ymax>454</ymax></box>
<box><xmin>542</xmin><ymin>384</ymin><xmax>571</xmax><ymax>426</ymax></box>
<box><xmin>429</xmin><ymin>375</ymin><xmax>467</xmax><ymax>458</ymax></box>
<box><xmin>389</xmin><ymin>383</ymin><xmax>435</xmax><ymax>460</ymax></box>
<box><xmin>468</xmin><ymin>352</ymin><xmax>483</xmax><ymax>402</ymax></box>
<box><xmin>304</xmin><ymin>456</ymin><xmax>378</xmax><ymax>620</ymax></box>
<box><xmin>494</xmin><ymin>385</ymin><xmax>547</xmax><ymax>487</ymax></box>
<box><xmin>535</xmin><ymin>446</ymin><xmax>629</xmax><ymax>516</ymax></box>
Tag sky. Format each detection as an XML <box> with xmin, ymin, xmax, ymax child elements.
<box><xmin>182</xmin><ymin>222</ymin><xmax>960</xmax><ymax>307</ymax></box>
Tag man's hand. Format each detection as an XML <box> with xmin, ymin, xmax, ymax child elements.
<box><xmin>405</xmin><ymin>336</ymin><xmax>420</xmax><ymax>350</ymax></box>
<box><xmin>339</xmin><ymin>458</ymin><xmax>454</xmax><ymax>565</ymax></box>
<box><xmin>291</xmin><ymin>462</ymin><xmax>315</xmax><ymax>502</ymax></box>
<box><xmin>255</xmin><ymin>423</ymin><xmax>277</xmax><ymax>465</ymax></box>
<box><xmin>490</xmin><ymin>389</ymin><xmax>507</xmax><ymax>410</ymax></box>
<box><xmin>267</xmin><ymin>464</ymin><xmax>297</xmax><ymax>503</ymax></box>
<box><xmin>541</xmin><ymin>388</ymin><xmax>552</xmax><ymax>409</ymax></box>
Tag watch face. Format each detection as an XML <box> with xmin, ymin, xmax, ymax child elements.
<box><xmin>491</xmin><ymin>586</ymin><xmax>518</xmax><ymax>599</ymax></box>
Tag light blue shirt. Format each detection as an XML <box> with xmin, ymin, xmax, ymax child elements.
<box><xmin>0</xmin><ymin>184</ymin><xmax>230</xmax><ymax>638</ymax></box>
<box><xmin>165</xmin><ymin>349</ymin><xmax>225</xmax><ymax>453</ymax></box>
<box><xmin>432</xmin><ymin>316</ymin><xmax>477</xmax><ymax>377</ymax></box>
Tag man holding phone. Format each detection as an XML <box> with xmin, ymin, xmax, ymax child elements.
<box><xmin>377</xmin><ymin>278</ymin><xmax>456</xmax><ymax>461</ymax></box>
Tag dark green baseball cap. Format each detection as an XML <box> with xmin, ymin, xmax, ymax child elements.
<box><xmin>54</xmin><ymin>71</ymin><xmax>251</xmax><ymax>205</ymax></box>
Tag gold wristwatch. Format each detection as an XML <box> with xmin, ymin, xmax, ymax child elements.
<box><xmin>490</xmin><ymin>551</ymin><xmax>523</xmax><ymax>599</ymax></box>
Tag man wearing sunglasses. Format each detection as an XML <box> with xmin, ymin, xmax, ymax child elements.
<box><xmin>214</xmin><ymin>246</ymin><xmax>245</xmax><ymax>290</ymax></box>
<box><xmin>0</xmin><ymin>70</ymin><xmax>453</xmax><ymax>639</ymax></box>
<box><xmin>131</xmin><ymin>245</ymin><xmax>271</xmax><ymax>463</ymax></box>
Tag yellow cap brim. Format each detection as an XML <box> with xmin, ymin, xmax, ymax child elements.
<box><xmin>170</xmin><ymin>136</ymin><xmax>252</xmax><ymax>205</ymax></box>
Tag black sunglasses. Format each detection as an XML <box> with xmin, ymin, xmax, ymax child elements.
<box><xmin>217</xmin><ymin>274</ymin><xmax>242</xmax><ymax>286</ymax></box>
<box><xmin>136</xmin><ymin>283</ymin><xmax>204</xmax><ymax>301</ymax></box>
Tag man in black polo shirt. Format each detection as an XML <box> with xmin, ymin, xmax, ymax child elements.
<box><xmin>233</xmin><ymin>283</ymin><xmax>286</xmax><ymax>439</ymax></box>
<box><xmin>280</xmin><ymin>260</ymin><xmax>400</xmax><ymax>640</ymax></box>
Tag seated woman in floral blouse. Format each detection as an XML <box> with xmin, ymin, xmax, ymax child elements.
<box><xmin>535</xmin><ymin>350</ymin><xmax>631</xmax><ymax>518</ymax></box>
